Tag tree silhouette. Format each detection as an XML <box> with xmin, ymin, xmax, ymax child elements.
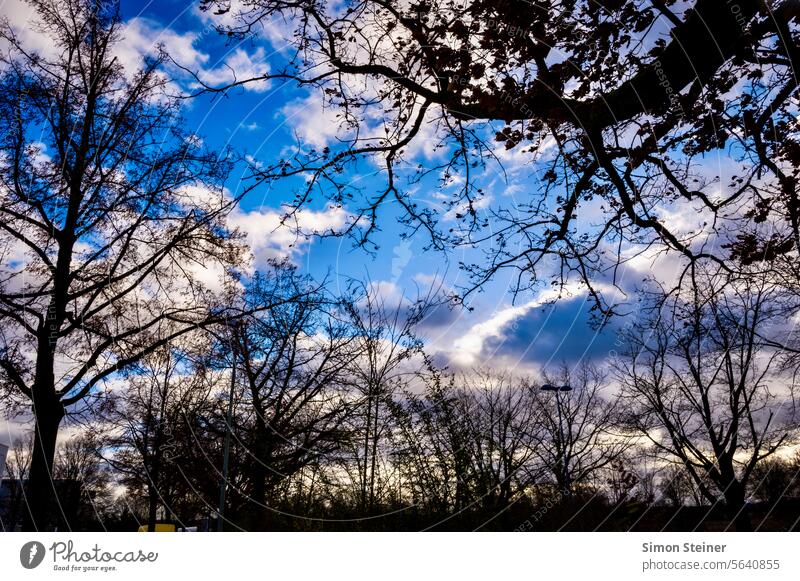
<box><xmin>0</xmin><ymin>0</ymin><xmax>245</xmax><ymax>530</ymax></box>
<box><xmin>529</xmin><ymin>363</ymin><xmax>629</xmax><ymax>495</ymax></box>
<box><xmin>225</xmin><ymin>265</ymin><xmax>359</xmax><ymax>529</ymax></box>
<box><xmin>615</xmin><ymin>267</ymin><xmax>796</xmax><ymax>530</ymax></box>
<box><xmin>197</xmin><ymin>0</ymin><xmax>800</xmax><ymax>311</ymax></box>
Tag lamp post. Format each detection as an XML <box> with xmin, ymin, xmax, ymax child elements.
<box><xmin>541</xmin><ymin>383</ymin><xmax>572</xmax><ymax>496</ymax></box>
<box><xmin>217</xmin><ymin>320</ymin><xmax>239</xmax><ymax>532</ymax></box>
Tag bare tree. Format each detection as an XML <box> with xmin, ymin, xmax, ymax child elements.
<box><xmin>615</xmin><ymin>268</ymin><xmax>796</xmax><ymax>529</ymax></box>
<box><xmin>658</xmin><ymin>463</ymin><xmax>702</xmax><ymax>508</ymax></box>
<box><xmin>455</xmin><ymin>369</ymin><xmax>538</xmax><ymax>514</ymax></box>
<box><xmin>395</xmin><ymin>369</ymin><xmax>539</xmax><ymax>519</ymax></box>
<box><xmin>393</xmin><ymin>372</ymin><xmax>475</xmax><ymax>515</ymax></box>
<box><xmin>528</xmin><ymin>363</ymin><xmax>630</xmax><ymax>496</ymax></box>
<box><xmin>341</xmin><ymin>280</ymin><xmax>434</xmax><ymax>512</ymax></box>
<box><xmin>749</xmin><ymin>452</ymin><xmax>800</xmax><ymax>504</ymax></box>
<box><xmin>2</xmin><ymin>431</ymin><xmax>111</xmax><ymax>530</ymax></box>
<box><xmin>103</xmin><ymin>340</ymin><xmax>215</xmax><ymax>532</ymax></box>
<box><xmin>0</xmin><ymin>0</ymin><xmax>247</xmax><ymax>529</ymax></box>
<box><xmin>51</xmin><ymin>432</ymin><xmax>111</xmax><ymax>529</ymax></box>
<box><xmin>225</xmin><ymin>265</ymin><xmax>359</xmax><ymax>529</ymax></box>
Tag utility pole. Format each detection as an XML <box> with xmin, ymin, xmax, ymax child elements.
<box><xmin>217</xmin><ymin>322</ymin><xmax>238</xmax><ymax>531</ymax></box>
<box><xmin>0</xmin><ymin>441</ymin><xmax>8</xmax><ymax>481</ymax></box>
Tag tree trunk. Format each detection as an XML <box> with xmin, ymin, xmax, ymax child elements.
<box><xmin>724</xmin><ymin>481</ymin><xmax>752</xmax><ymax>531</ymax></box>
<box><xmin>147</xmin><ymin>395</ymin><xmax>167</xmax><ymax>532</ymax></box>
<box><xmin>146</xmin><ymin>456</ymin><xmax>161</xmax><ymax>532</ymax></box>
<box><xmin>249</xmin><ymin>423</ymin><xmax>271</xmax><ymax>531</ymax></box>
<box><xmin>23</xmin><ymin>286</ymin><xmax>68</xmax><ymax>531</ymax></box>
<box><xmin>251</xmin><ymin>460</ymin><xmax>268</xmax><ymax>531</ymax></box>
<box><xmin>361</xmin><ymin>389</ymin><xmax>373</xmax><ymax>512</ymax></box>
<box><xmin>368</xmin><ymin>393</ymin><xmax>380</xmax><ymax>510</ymax></box>
<box><xmin>22</xmin><ymin>397</ymin><xmax>64</xmax><ymax>531</ymax></box>
<box><xmin>8</xmin><ymin>483</ymin><xmax>24</xmax><ymax>531</ymax></box>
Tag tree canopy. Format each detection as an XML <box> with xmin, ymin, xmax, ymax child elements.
<box><xmin>195</xmin><ymin>0</ymin><xmax>800</xmax><ymax>312</ymax></box>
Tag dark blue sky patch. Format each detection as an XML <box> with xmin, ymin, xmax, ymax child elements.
<box><xmin>482</xmin><ymin>295</ymin><xmax>625</xmax><ymax>367</ymax></box>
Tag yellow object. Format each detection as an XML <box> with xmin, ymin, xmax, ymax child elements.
<box><xmin>137</xmin><ymin>523</ymin><xmax>176</xmax><ymax>532</ymax></box>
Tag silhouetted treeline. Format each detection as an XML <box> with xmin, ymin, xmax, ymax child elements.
<box><xmin>3</xmin><ymin>262</ymin><xmax>799</xmax><ymax>532</ymax></box>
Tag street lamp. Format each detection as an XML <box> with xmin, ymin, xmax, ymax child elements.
<box><xmin>540</xmin><ymin>384</ymin><xmax>572</xmax><ymax>392</ymax></box>
<box><xmin>540</xmin><ymin>383</ymin><xmax>572</xmax><ymax>496</ymax></box>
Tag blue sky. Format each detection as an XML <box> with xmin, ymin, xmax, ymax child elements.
<box><xmin>0</xmin><ymin>1</ymin><xmax>757</xmax><ymax>381</ymax></box>
<box><xmin>4</xmin><ymin>0</ymin><xmax>786</xmax><ymax>450</ymax></box>
<box><xmin>2</xmin><ymin>0</ymin><xmax>631</xmax><ymax>385</ymax></box>
<box><xmin>102</xmin><ymin>0</ymin><xmax>631</xmax><ymax>374</ymax></box>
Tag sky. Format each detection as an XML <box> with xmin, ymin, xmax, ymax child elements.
<box><xmin>0</xmin><ymin>0</ymin><xmax>637</xmax><ymax>446</ymax></box>
<box><xmin>1</xmin><ymin>1</ymin><xmax>798</xmax><ymax>465</ymax></box>
<box><xmin>0</xmin><ymin>0</ymin><xmax>666</xmax><ymax>399</ymax></box>
<box><xmin>80</xmin><ymin>0</ymin><xmax>640</xmax><ymax>377</ymax></box>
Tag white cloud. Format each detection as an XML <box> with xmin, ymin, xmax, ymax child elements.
<box><xmin>0</xmin><ymin>417</ymin><xmax>30</xmax><ymax>448</ymax></box>
<box><xmin>0</xmin><ymin>0</ymin><xmax>57</xmax><ymax>58</ymax></box>
<box><xmin>1</xmin><ymin>6</ymin><xmax>271</xmax><ymax>94</ymax></box>
<box><xmin>119</xmin><ymin>19</ymin><xmax>271</xmax><ymax>93</ymax></box>
<box><xmin>157</xmin><ymin>184</ymin><xmax>352</xmax><ymax>281</ymax></box>
<box><xmin>361</xmin><ymin>280</ymin><xmax>407</xmax><ymax>310</ymax></box>
<box><xmin>116</xmin><ymin>17</ymin><xmax>209</xmax><ymax>73</ymax></box>
<box><xmin>194</xmin><ymin>0</ymin><xmax>296</xmax><ymax>53</ymax></box>
<box><xmin>195</xmin><ymin>47</ymin><xmax>271</xmax><ymax>92</ymax></box>
<box><xmin>281</xmin><ymin>92</ymin><xmax>344</xmax><ymax>149</ymax></box>
<box><xmin>229</xmin><ymin>204</ymin><xmax>350</xmax><ymax>267</ymax></box>
<box><xmin>399</xmin><ymin>105</ymin><xmax>450</xmax><ymax>162</ymax></box>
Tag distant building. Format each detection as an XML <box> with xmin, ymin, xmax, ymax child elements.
<box><xmin>0</xmin><ymin>477</ymin><xmax>25</xmax><ymax>531</ymax></box>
